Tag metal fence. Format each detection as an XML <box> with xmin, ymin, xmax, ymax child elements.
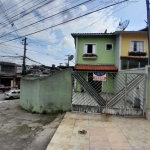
<box><xmin>72</xmin><ymin>71</ymin><xmax>146</xmax><ymax>117</ymax></box>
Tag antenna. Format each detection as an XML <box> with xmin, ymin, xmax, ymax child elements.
<box><xmin>68</xmin><ymin>55</ymin><xmax>74</xmax><ymax>61</ymax></box>
<box><xmin>65</xmin><ymin>55</ymin><xmax>74</xmax><ymax>66</ymax></box>
<box><xmin>116</xmin><ymin>20</ymin><xmax>130</xmax><ymax>31</ymax></box>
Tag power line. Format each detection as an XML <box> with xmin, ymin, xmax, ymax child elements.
<box><xmin>0</xmin><ymin>0</ymin><xmax>135</xmax><ymax>66</ymax></box>
<box><xmin>0</xmin><ymin>0</ymin><xmax>59</xmax><ymax>28</ymax></box>
<box><xmin>0</xmin><ymin>42</ymin><xmax>64</xmax><ymax>64</ymax></box>
<box><xmin>20</xmin><ymin>2</ymin><xmax>129</xmax><ymax>47</ymax></box>
<box><xmin>0</xmin><ymin>1</ymin><xmax>133</xmax><ymax>65</ymax></box>
<box><xmin>0</xmin><ymin>55</ymin><xmax>22</xmax><ymax>57</ymax></box>
<box><xmin>0</xmin><ymin>0</ymin><xmax>32</xmax><ymax>16</ymax></box>
<box><xmin>0</xmin><ymin>0</ymin><xmax>22</xmax><ymax>39</ymax></box>
<box><xmin>0</xmin><ymin>0</ymin><xmax>78</xmax><ymax>28</ymax></box>
<box><xmin>26</xmin><ymin>56</ymin><xmax>43</xmax><ymax>65</ymax></box>
<box><xmin>0</xmin><ymin>43</ymin><xmax>65</xmax><ymax>58</ymax></box>
<box><xmin>0</xmin><ymin>0</ymin><xmax>95</xmax><ymax>38</ymax></box>
<box><xmin>0</xmin><ymin>0</ymin><xmax>129</xmax><ymax>44</ymax></box>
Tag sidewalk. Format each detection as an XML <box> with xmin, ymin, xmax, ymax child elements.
<box><xmin>46</xmin><ymin>112</ymin><xmax>150</xmax><ymax>150</ymax></box>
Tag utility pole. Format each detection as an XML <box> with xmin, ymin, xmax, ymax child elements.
<box><xmin>146</xmin><ymin>0</ymin><xmax>150</xmax><ymax>65</ymax></box>
<box><xmin>22</xmin><ymin>37</ymin><xmax>27</xmax><ymax>76</ymax></box>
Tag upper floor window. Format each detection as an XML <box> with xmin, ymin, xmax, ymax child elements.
<box><xmin>84</xmin><ymin>44</ymin><xmax>96</xmax><ymax>54</ymax></box>
<box><xmin>105</xmin><ymin>43</ymin><xmax>113</xmax><ymax>51</ymax></box>
<box><xmin>131</xmin><ymin>41</ymin><xmax>144</xmax><ymax>52</ymax></box>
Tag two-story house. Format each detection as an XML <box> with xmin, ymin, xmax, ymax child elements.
<box><xmin>114</xmin><ymin>30</ymin><xmax>148</xmax><ymax>70</ymax></box>
<box><xmin>0</xmin><ymin>62</ymin><xmax>16</xmax><ymax>87</ymax></box>
<box><xmin>71</xmin><ymin>33</ymin><xmax>118</xmax><ymax>93</ymax></box>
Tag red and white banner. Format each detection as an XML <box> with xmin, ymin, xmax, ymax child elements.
<box><xmin>93</xmin><ymin>72</ymin><xmax>106</xmax><ymax>81</ymax></box>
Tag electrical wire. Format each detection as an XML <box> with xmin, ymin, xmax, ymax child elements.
<box><xmin>3</xmin><ymin>0</ymin><xmax>81</xmax><ymax>28</ymax></box>
<box><xmin>0</xmin><ymin>0</ymin><xmax>79</xmax><ymax>28</ymax></box>
<box><xmin>0</xmin><ymin>0</ymin><xmax>137</xmax><ymax>66</ymax></box>
<box><xmin>0</xmin><ymin>0</ymin><xmax>96</xmax><ymax>38</ymax></box>
<box><xmin>0</xmin><ymin>0</ymin><xmax>129</xmax><ymax>44</ymax></box>
<box><xmin>0</xmin><ymin>0</ymin><xmax>33</xmax><ymax>16</ymax></box>
<box><xmin>0</xmin><ymin>43</ymin><xmax>64</xmax><ymax>58</ymax></box>
<box><xmin>19</xmin><ymin>0</ymin><xmax>134</xmax><ymax>48</ymax></box>
<box><xmin>0</xmin><ymin>1</ymin><xmax>132</xmax><ymax>61</ymax></box>
<box><xmin>0</xmin><ymin>0</ymin><xmax>61</xmax><ymax>27</ymax></box>
<box><xmin>0</xmin><ymin>0</ymin><xmax>22</xmax><ymax>39</ymax></box>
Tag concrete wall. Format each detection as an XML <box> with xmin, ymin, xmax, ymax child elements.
<box><xmin>20</xmin><ymin>69</ymin><xmax>72</xmax><ymax>113</ymax></box>
<box><xmin>102</xmin><ymin>73</ymin><xmax>114</xmax><ymax>93</ymax></box>
<box><xmin>77</xmin><ymin>36</ymin><xmax>116</xmax><ymax>65</ymax></box>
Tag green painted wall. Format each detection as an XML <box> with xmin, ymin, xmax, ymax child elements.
<box><xmin>102</xmin><ymin>73</ymin><xmax>114</xmax><ymax>93</ymax></box>
<box><xmin>77</xmin><ymin>36</ymin><xmax>115</xmax><ymax>64</ymax></box>
<box><xmin>75</xmin><ymin>72</ymin><xmax>87</xmax><ymax>92</ymax></box>
<box><xmin>20</xmin><ymin>69</ymin><xmax>72</xmax><ymax>113</ymax></box>
<box><xmin>75</xmin><ymin>72</ymin><xmax>114</xmax><ymax>93</ymax></box>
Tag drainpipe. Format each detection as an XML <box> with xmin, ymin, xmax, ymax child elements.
<box><xmin>146</xmin><ymin>0</ymin><xmax>150</xmax><ymax>65</ymax></box>
<box><xmin>138</xmin><ymin>61</ymin><xmax>141</xmax><ymax>68</ymax></box>
<box><xmin>127</xmin><ymin>59</ymin><xmax>129</xmax><ymax>69</ymax></box>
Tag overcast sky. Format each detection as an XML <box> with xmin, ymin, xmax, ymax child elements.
<box><xmin>0</xmin><ymin>0</ymin><xmax>147</xmax><ymax>66</ymax></box>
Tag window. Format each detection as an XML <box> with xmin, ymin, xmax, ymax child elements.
<box><xmin>1</xmin><ymin>65</ymin><xmax>15</xmax><ymax>73</ymax></box>
<box><xmin>131</xmin><ymin>41</ymin><xmax>144</xmax><ymax>52</ymax></box>
<box><xmin>84</xmin><ymin>44</ymin><xmax>96</xmax><ymax>54</ymax></box>
<box><xmin>12</xmin><ymin>91</ymin><xmax>16</xmax><ymax>94</ymax></box>
<box><xmin>105</xmin><ymin>44</ymin><xmax>113</xmax><ymax>50</ymax></box>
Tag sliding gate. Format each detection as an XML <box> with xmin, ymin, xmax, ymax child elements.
<box><xmin>72</xmin><ymin>71</ymin><xmax>147</xmax><ymax>117</ymax></box>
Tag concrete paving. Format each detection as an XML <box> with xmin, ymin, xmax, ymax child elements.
<box><xmin>46</xmin><ymin>112</ymin><xmax>150</xmax><ymax>150</ymax></box>
<box><xmin>0</xmin><ymin>100</ymin><xmax>64</xmax><ymax>150</ymax></box>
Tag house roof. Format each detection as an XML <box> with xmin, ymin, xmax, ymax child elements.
<box><xmin>114</xmin><ymin>31</ymin><xmax>147</xmax><ymax>34</ymax></box>
<box><xmin>0</xmin><ymin>62</ymin><xmax>16</xmax><ymax>66</ymax></box>
<box><xmin>139</xmin><ymin>27</ymin><xmax>148</xmax><ymax>31</ymax></box>
<box><xmin>75</xmin><ymin>64</ymin><xmax>118</xmax><ymax>71</ymax></box>
<box><xmin>71</xmin><ymin>33</ymin><xmax>114</xmax><ymax>37</ymax></box>
<box><xmin>71</xmin><ymin>31</ymin><xmax>147</xmax><ymax>38</ymax></box>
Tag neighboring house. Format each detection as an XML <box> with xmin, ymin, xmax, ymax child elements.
<box><xmin>114</xmin><ymin>30</ymin><xmax>148</xmax><ymax>70</ymax></box>
<box><xmin>0</xmin><ymin>62</ymin><xmax>16</xmax><ymax>87</ymax></box>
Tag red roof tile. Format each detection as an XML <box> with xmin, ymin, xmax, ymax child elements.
<box><xmin>75</xmin><ymin>64</ymin><xmax>118</xmax><ymax>71</ymax></box>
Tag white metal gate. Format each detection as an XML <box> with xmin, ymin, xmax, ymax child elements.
<box><xmin>72</xmin><ymin>71</ymin><xmax>147</xmax><ymax>117</ymax></box>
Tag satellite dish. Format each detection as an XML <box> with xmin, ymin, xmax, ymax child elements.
<box><xmin>68</xmin><ymin>55</ymin><xmax>74</xmax><ymax>61</ymax></box>
<box><xmin>116</xmin><ymin>20</ymin><xmax>130</xmax><ymax>31</ymax></box>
